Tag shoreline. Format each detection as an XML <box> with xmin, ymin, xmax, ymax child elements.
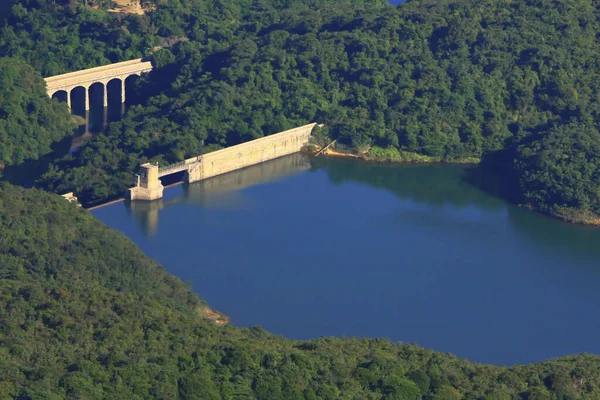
<box><xmin>313</xmin><ymin>146</ymin><xmax>479</xmax><ymax>165</ymax></box>
<box><xmin>86</xmin><ymin>147</ymin><xmax>600</xmax><ymax>227</ymax></box>
<box><xmin>314</xmin><ymin>147</ymin><xmax>600</xmax><ymax>227</ymax></box>
<box><xmin>198</xmin><ymin>304</ymin><xmax>230</xmax><ymax>325</ymax></box>
<box><xmin>85</xmin><ymin>146</ymin><xmax>473</xmax><ymax>210</ymax></box>
<box><xmin>86</xmin><ymin>197</ymin><xmax>126</xmax><ymax>211</ymax></box>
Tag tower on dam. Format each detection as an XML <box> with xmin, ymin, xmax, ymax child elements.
<box><xmin>130</xmin><ymin>163</ymin><xmax>164</xmax><ymax>201</ymax></box>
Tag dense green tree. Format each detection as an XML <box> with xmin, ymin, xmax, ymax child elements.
<box><xmin>0</xmin><ymin>0</ymin><xmax>157</xmax><ymax>76</ymax></box>
<box><xmin>484</xmin><ymin>122</ymin><xmax>600</xmax><ymax>223</ymax></box>
<box><xmin>1</xmin><ymin>183</ymin><xmax>600</xmax><ymax>398</ymax></box>
<box><xmin>9</xmin><ymin>0</ymin><xmax>597</xmax><ymax>221</ymax></box>
<box><xmin>0</xmin><ymin>57</ymin><xmax>73</xmax><ymax>166</ymax></box>
<box><xmin>408</xmin><ymin>369</ymin><xmax>431</xmax><ymax>396</ymax></box>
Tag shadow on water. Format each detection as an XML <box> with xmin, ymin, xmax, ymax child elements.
<box><xmin>309</xmin><ymin>157</ymin><xmax>506</xmax><ymax>211</ymax></box>
<box><xmin>506</xmin><ymin>205</ymin><xmax>600</xmax><ymax>260</ymax></box>
<box><xmin>462</xmin><ymin>159</ymin><xmax>600</xmax><ymax>259</ymax></box>
<box><xmin>123</xmin><ymin>153</ymin><xmax>600</xmax><ymax>262</ymax></box>
<box><xmin>311</xmin><ymin>157</ymin><xmax>600</xmax><ymax>260</ymax></box>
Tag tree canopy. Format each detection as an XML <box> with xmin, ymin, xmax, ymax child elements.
<box><xmin>3</xmin><ymin>0</ymin><xmax>595</xmax><ymax>221</ymax></box>
<box><xmin>1</xmin><ymin>1</ymin><xmax>600</xmax><ymax>396</ymax></box>
<box><xmin>0</xmin><ymin>57</ymin><xmax>73</xmax><ymax>167</ymax></box>
<box><xmin>1</xmin><ymin>182</ymin><xmax>600</xmax><ymax>398</ymax></box>
<box><xmin>0</xmin><ymin>0</ymin><xmax>156</xmax><ymax>76</ymax></box>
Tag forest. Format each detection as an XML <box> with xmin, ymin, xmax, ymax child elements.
<box><xmin>2</xmin><ymin>1</ymin><xmax>600</xmax><ymax>398</ymax></box>
<box><xmin>1</xmin><ymin>0</ymin><xmax>598</xmax><ymax>221</ymax></box>
<box><xmin>0</xmin><ymin>57</ymin><xmax>73</xmax><ymax>167</ymax></box>
<box><xmin>0</xmin><ymin>0</ymin><xmax>599</xmax><ymax>220</ymax></box>
<box><xmin>2</xmin><ymin>183</ymin><xmax>600</xmax><ymax>399</ymax></box>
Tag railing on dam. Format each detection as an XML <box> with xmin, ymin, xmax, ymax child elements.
<box><xmin>158</xmin><ymin>156</ymin><xmax>202</xmax><ymax>177</ymax></box>
<box><xmin>158</xmin><ymin>161</ymin><xmax>188</xmax><ymax>177</ymax></box>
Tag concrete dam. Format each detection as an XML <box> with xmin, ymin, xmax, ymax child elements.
<box><xmin>129</xmin><ymin>123</ymin><xmax>319</xmax><ymax>201</ymax></box>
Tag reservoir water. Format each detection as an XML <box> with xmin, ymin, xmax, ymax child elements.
<box><xmin>92</xmin><ymin>154</ymin><xmax>600</xmax><ymax>366</ymax></box>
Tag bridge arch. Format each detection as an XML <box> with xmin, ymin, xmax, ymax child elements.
<box><xmin>107</xmin><ymin>78</ymin><xmax>124</xmax><ymax>107</ymax></box>
<box><xmin>51</xmin><ymin>90</ymin><xmax>69</xmax><ymax>106</ymax></box>
<box><xmin>124</xmin><ymin>74</ymin><xmax>141</xmax><ymax>103</ymax></box>
<box><xmin>89</xmin><ymin>82</ymin><xmax>107</xmax><ymax>109</ymax></box>
<box><xmin>69</xmin><ymin>86</ymin><xmax>88</xmax><ymax>115</ymax></box>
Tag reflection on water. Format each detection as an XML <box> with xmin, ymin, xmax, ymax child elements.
<box><xmin>93</xmin><ymin>155</ymin><xmax>600</xmax><ymax>365</ymax></box>
<box><xmin>310</xmin><ymin>158</ymin><xmax>506</xmax><ymax>211</ymax></box>
<box><xmin>315</xmin><ymin>158</ymin><xmax>600</xmax><ymax>261</ymax></box>
<box><xmin>126</xmin><ymin>153</ymin><xmax>311</xmax><ymax>235</ymax></box>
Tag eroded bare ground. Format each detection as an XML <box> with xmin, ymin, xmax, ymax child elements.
<box><xmin>106</xmin><ymin>0</ymin><xmax>156</xmax><ymax>15</ymax></box>
<box><xmin>197</xmin><ymin>305</ymin><xmax>231</xmax><ymax>326</ymax></box>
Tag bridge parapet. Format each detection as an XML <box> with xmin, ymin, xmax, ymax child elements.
<box><xmin>158</xmin><ymin>156</ymin><xmax>202</xmax><ymax>177</ymax></box>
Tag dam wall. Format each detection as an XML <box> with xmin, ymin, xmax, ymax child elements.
<box><xmin>193</xmin><ymin>152</ymin><xmax>310</xmax><ymax>194</ymax></box>
<box><xmin>186</xmin><ymin>123</ymin><xmax>317</xmax><ymax>183</ymax></box>
<box><xmin>129</xmin><ymin>123</ymin><xmax>317</xmax><ymax>201</ymax></box>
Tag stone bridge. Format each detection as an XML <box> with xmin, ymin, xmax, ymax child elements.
<box><xmin>44</xmin><ymin>58</ymin><xmax>153</xmax><ymax>110</ymax></box>
<box><xmin>129</xmin><ymin>123</ymin><xmax>320</xmax><ymax>201</ymax></box>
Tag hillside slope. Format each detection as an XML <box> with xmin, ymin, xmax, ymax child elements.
<box><xmin>1</xmin><ymin>183</ymin><xmax>600</xmax><ymax>398</ymax></box>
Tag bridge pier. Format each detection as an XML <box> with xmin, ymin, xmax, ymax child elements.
<box><xmin>129</xmin><ymin>163</ymin><xmax>163</xmax><ymax>201</ymax></box>
<box><xmin>103</xmin><ymin>85</ymin><xmax>108</xmax><ymax>108</ymax></box>
<box><xmin>84</xmin><ymin>88</ymin><xmax>89</xmax><ymax>111</ymax></box>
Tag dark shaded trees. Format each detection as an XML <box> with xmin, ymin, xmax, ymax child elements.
<box><xmin>485</xmin><ymin>122</ymin><xmax>600</xmax><ymax>223</ymax></box>
<box><xmin>22</xmin><ymin>0</ymin><xmax>600</xmax><ymax>219</ymax></box>
<box><xmin>0</xmin><ymin>57</ymin><xmax>73</xmax><ymax>166</ymax></box>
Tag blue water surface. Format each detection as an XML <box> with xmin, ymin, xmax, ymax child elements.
<box><xmin>93</xmin><ymin>155</ymin><xmax>600</xmax><ymax>365</ymax></box>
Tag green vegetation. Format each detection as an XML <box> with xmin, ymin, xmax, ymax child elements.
<box><xmin>0</xmin><ymin>57</ymin><xmax>74</xmax><ymax>167</ymax></box>
<box><xmin>0</xmin><ymin>0</ymin><xmax>155</xmax><ymax>76</ymax></box>
<box><xmin>0</xmin><ymin>0</ymin><xmax>593</xmax><ymax>220</ymax></box>
<box><xmin>0</xmin><ymin>2</ymin><xmax>600</xmax><ymax>396</ymax></box>
<box><xmin>368</xmin><ymin>147</ymin><xmax>440</xmax><ymax>163</ymax></box>
<box><xmin>2</xmin><ymin>183</ymin><xmax>600</xmax><ymax>399</ymax></box>
<box><xmin>483</xmin><ymin>123</ymin><xmax>600</xmax><ymax>224</ymax></box>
